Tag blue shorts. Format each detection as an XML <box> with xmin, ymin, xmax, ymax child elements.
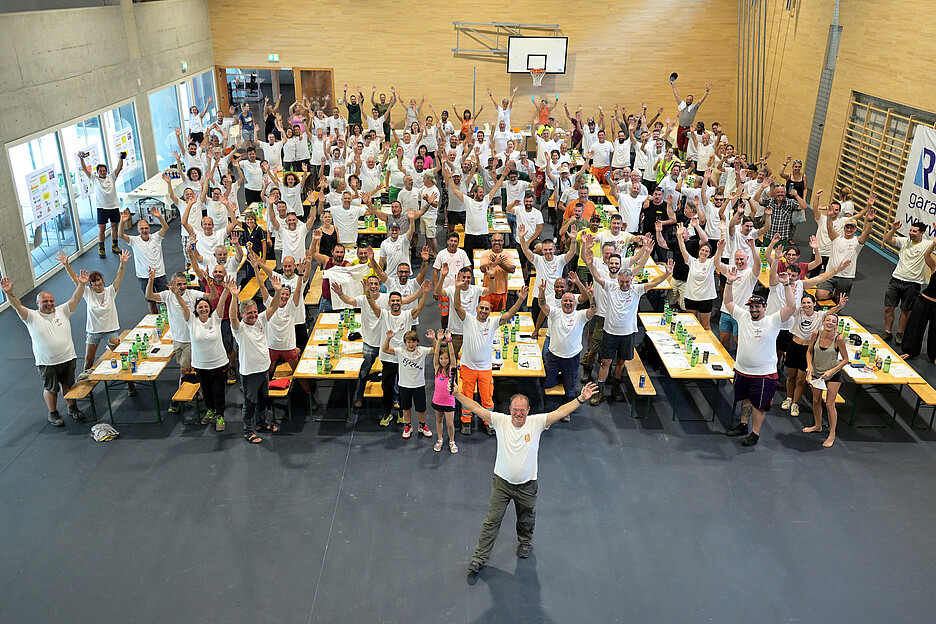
<box><xmin>719</xmin><ymin>312</ymin><xmax>739</xmax><ymax>338</ymax></box>
<box><xmin>139</xmin><ymin>275</ymin><xmax>169</xmax><ymax>296</ymax></box>
<box><xmin>86</xmin><ymin>329</ymin><xmax>120</xmax><ymax>346</ymax></box>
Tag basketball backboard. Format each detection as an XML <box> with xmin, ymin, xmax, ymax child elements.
<box><xmin>506</xmin><ymin>36</ymin><xmax>568</xmax><ymax>73</ymax></box>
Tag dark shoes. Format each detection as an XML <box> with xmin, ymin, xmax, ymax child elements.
<box><xmin>461</xmin><ymin>423</ymin><xmax>471</xmax><ymax>435</ymax></box>
<box><xmin>517</xmin><ymin>543</ymin><xmax>533</xmax><ymax>558</ymax></box>
<box><xmin>467</xmin><ymin>561</ymin><xmax>482</xmax><ymax>574</ymax></box>
<box><xmin>725</xmin><ymin>422</ymin><xmax>748</xmax><ymax>437</ymax></box>
<box><xmin>738</xmin><ymin>432</ymin><xmax>760</xmax><ymax>447</ymax></box>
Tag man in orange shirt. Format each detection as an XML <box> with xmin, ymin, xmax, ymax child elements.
<box><xmin>563</xmin><ymin>186</ymin><xmax>596</xmax><ymax>221</ymax></box>
<box><xmin>479</xmin><ymin>233</ymin><xmax>516</xmax><ymax>311</ymax></box>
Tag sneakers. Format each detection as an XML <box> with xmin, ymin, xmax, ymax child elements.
<box><xmin>725</xmin><ymin>422</ymin><xmax>749</xmax><ymax>437</ymax></box>
<box><xmin>98</xmin><ymin>242</ymin><xmax>106</xmax><ymax>259</ymax></box>
<box><xmin>589</xmin><ymin>391</ymin><xmax>604</xmax><ymax>406</ymax></box>
<box><xmin>781</xmin><ymin>397</ymin><xmax>792</xmax><ymax>410</ymax></box>
<box><xmin>48</xmin><ymin>411</ymin><xmax>65</xmax><ymax>427</ymax></box>
<box><xmin>418</xmin><ymin>423</ymin><xmax>432</xmax><ymax>437</ymax></box>
<box><xmin>467</xmin><ymin>561</ymin><xmax>482</xmax><ymax>574</ymax></box>
<box><xmin>484</xmin><ymin>424</ymin><xmax>495</xmax><ymax>436</ymax></box>
<box><xmin>78</xmin><ymin>368</ymin><xmax>92</xmax><ymax>381</ymax></box>
<box><xmin>883</xmin><ymin>331</ymin><xmax>894</xmax><ymax>342</ymax></box>
<box><xmin>68</xmin><ymin>406</ymin><xmax>85</xmax><ymax>422</ymax></box>
<box><xmin>896</xmin><ymin>332</ymin><xmax>904</xmax><ymax>345</ymax></box>
<box><xmin>379</xmin><ymin>413</ymin><xmax>393</xmax><ymax>426</ymax></box>
<box><xmin>402</xmin><ymin>424</ymin><xmax>413</xmax><ymax>439</ymax></box>
<box><xmin>611</xmin><ymin>383</ymin><xmax>626</xmax><ymax>402</ymax></box>
<box><xmin>201</xmin><ymin>409</ymin><xmax>215</xmax><ymax>425</ymax></box>
<box><xmin>517</xmin><ymin>543</ymin><xmax>533</xmax><ymax>558</ymax></box>
<box><xmin>790</xmin><ymin>404</ymin><xmax>800</xmax><ymax>417</ymax></box>
<box><xmin>215</xmin><ymin>415</ymin><xmax>225</xmax><ymax>431</ymax></box>
<box><xmin>396</xmin><ymin>412</ymin><xmax>404</xmax><ymax>424</ymax></box>
<box><xmin>739</xmin><ymin>432</ymin><xmax>760</xmax><ymax>446</ymax></box>
<box><xmin>168</xmin><ymin>402</ymin><xmax>180</xmax><ymax>414</ymax></box>
<box><xmin>227</xmin><ymin>368</ymin><xmax>237</xmax><ymax>385</ymax></box>
<box><xmin>460</xmin><ymin>423</ymin><xmax>471</xmax><ymax>435</ymax></box>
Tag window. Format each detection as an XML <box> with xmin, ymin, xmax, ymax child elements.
<box><xmin>832</xmin><ymin>93</ymin><xmax>936</xmax><ymax>256</ymax></box>
<box><xmin>148</xmin><ymin>84</ymin><xmax>183</xmax><ymax>172</ymax></box>
<box><xmin>103</xmin><ymin>102</ymin><xmax>145</xmax><ymax>195</ymax></box>
<box><xmin>60</xmin><ymin>115</ymin><xmax>108</xmax><ymax>246</ymax></box>
<box><xmin>179</xmin><ymin>71</ymin><xmax>217</xmax><ymax>132</ymax></box>
<box><xmin>8</xmin><ymin>132</ymin><xmax>79</xmax><ymax>280</ymax></box>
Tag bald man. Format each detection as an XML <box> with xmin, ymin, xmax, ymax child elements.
<box><xmin>3</xmin><ymin>274</ymin><xmax>88</xmax><ymax>426</ymax></box>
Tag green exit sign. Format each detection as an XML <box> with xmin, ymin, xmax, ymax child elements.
<box><xmin>181</xmin><ymin>61</ymin><xmax>187</xmax><ymax>72</ymax></box>
<box><xmin>268</xmin><ymin>53</ymin><xmax>279</xmax><ymax>62</ymax></box>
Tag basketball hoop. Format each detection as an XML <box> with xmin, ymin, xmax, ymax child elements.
<box><xmin>530</xmin><ymin>69</ymin><xmax>546</xmax><ymax>87</ymax></box>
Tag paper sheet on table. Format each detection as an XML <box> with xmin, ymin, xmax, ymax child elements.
<box><xmin>885</xmin><ymin>362</ymin><xmax>920</xmax><ymax>379</ymax></box>
<box><xmin>675</xmin><ymin>315</ymin><xmax>700</xmax><ymax>326</ymax></box>
<box><xmin>518</xmin><ymin>356</ymin><xmax>542</xmax><ymax>371</ymax></box>
<box><xmin>113</xmin><ymin>342</ymin><xmax>133</xmax><ymax>354</ymax></box>
<box><xmin>319</xmin><ymin>313</ymin><xmax>342</xmax><ymax>325</ymax></box>
<box><xmin>856</xmin><ymin>332</ymin><xmax>883</xmax><ymax>346</ymax></box>
<box><xmin>810</xmin><ymin>377</ymin><xmax>827</xmax><ymax>390</ymax></box>
<box><xmin>304</xmin><ymin>345</ymin><xmax>329</xmax><ymax>358</ymax></box>
<box><xmin>296</xmin><ymin>359</ymin><xmax>318</xmax><ymax>375</ymax></box>
<box><xmin>147</xmin><ymin>345</ymin><xmax>170</xmax><ymax>357</ymax></box>
<box><xmin>519</xmin><ymin>320</ymin><xmax>534</xmax><ymax>330</ymax></box>
<box><xmin>661</xmin><ymin>353</ymin><xmax>690</xmax><ymax>369</ymax></box>
<box><xmin>646</xmin><ymin>331</ymin><xmax>679</xmax><ymax>347</ymax></box>
<box><xmin>518</xmin><ymin>344</ymin><xmax>541</xmax><ymax>357</ymax></box>
<box><xmin>128</xmin><ymin>328</ymin><xmax>157</xmax><ymax>341</ymax></box>
<box><xmin>313</xmin><ymin>329</ymin><xmax>335</xmax><ymax>341</ymax></box>
<box><xmin>135</xmin><ymin>361</ymin><xmax>164</xmax><ymax>377</ymax></box>
<box><xmin>516</xmin><ymin>335</ymin><xmax>537</xmax><ymax>344</ymax></box>
<box><xmin>139</xmin><ymin>314</ymin><xmax>160</xmax><ymax>326</ymax></box>
<box><xmin>341</xmin><ymin>341</ymin><xmax>363</xmax><ymax>354</ymax></box>
<box><xmin>334</xmin><ymin>357</ymin><xmax>363</xmax><ymax>372</ymax></box>
<box><xmin>844</xmin><ymin>366</ymin><xmax>877</xmax><ymax>380</ymax></box>
<box><xmin>93</xmin><ymin>361</ymin><xmax>121</xmax><ymax>375</ymax></box>
<box><xmin>704</xmin><ymin>362</ymin><xmax>731</xmax><ymax>376</ymax></box>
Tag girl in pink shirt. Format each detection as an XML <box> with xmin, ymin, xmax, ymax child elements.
<box><xmin>429</xmin><ymin>328</ymin><xmax>458</xmax><ymax>453</ymax></box>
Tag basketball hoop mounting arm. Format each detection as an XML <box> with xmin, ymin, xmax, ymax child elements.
<box><xmin>452</xmin><ymin>22</ymin><xmax>560</xmax><ymax>54</ymax></box>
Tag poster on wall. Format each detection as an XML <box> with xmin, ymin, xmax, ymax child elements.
<box><xmin>896</xmin><ymin>126</ymin><xmax>936</xmax><ymax>237</ymax></box>
<box><xmin>113</xmin><ymin>128</ymin><xmax>138</xmax><ymax>170</ymax></box>
<box><xmin>26</xmin><ymin>165</ymin><xmax>65</xmax><ymax>227</ymax></box>
<box><xmin>74</xmin><ymin>144</ymin><xmax>101</xmax><ymax>197</ymax></box>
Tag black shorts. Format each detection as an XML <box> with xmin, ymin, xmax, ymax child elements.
<box><xmin>432</xmin><ymin>401</ymin><xmax>456</xmax><ymax>413</ymax></box>
<box><xmin>399</xmin><ymin>386</ymin><xmax>427</xmax><ymax>412</ymax></box>
<box><xmin>447</xmin><ymin>210</ymin><xmax>466</xmax><ymax>226</ymax></box>
<box><xmin>818</xmin><ymin>276</ymin><xmax>853</xmax><ymax>297</ymax></box>
<box><xmin>775</xmin><ymin>329</ymin><xmax>793</xmax><ymax>353</ymax></box>
<box><xmin>811</xmin><ymin>371</ymin><xmax>842</xmax><ymax>385</ymax></box>
<box><xmin>684</xmin><ymin>297</ymin><xmax>714</xmax><ymax>313</ymax></box>
<box><xmin>733</xmin><ymin>372</ymin><xmax>778</xmax><ymax>411</ymax></box>
<box><xmin>600</xmin><ymin>332</ymin><xmax>636</xmax><ymax>361</ymax></box>
<box><xmin>37</xmin><ymin>359</ymin><xmax>77</xmax><ymax>393</ymax></box>
<box><xmin>884</xmin><ymin>277</ymin><xmax>921</xmax><ymax>311</ymax></box>
<box><xmin>245</xmin><ymin>189</ymin><xmax>263</xmax><ymax>205</ymax></box>
<box><xmin>189</xmin><ymin>131</ymin><xmax>204</xmax><ymax>144</ymax></box>
<box><xmin>97</xmin><ymin>208</ymin><xmax>120</xmax><ymax>225</ymax></box>
<box><xmin>785</xmin><ymin>340</ymin><xmax>809</xmax><ymax>370</ymax></box>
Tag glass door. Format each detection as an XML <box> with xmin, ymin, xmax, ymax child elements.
<box><xmin>103</xmin><ymin>101</ymin><xmax>146</xmax><ymax>194</ymax></box>
<box><xmin>60</xmin><ymin>115</ymin><xmax>108</xmax><ymax>247</ymax></box>
<box><xmin>148</xmin><ymin>84</ymin><xmax>183</xmax><ymax>171</ymax></box>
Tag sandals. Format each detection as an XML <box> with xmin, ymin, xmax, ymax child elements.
<box><xmin>449</xmin><ymin>441</ymin><xmax>459</xmax><ymax>454</ymax></box>
<box><xmin>255</xmin><ymin>422</ymin><xmax>280</xmax><ymax>433</ymax></box>
<box><xmin>433</xmin><ymin>439</ymin><xmax>443</xmax><ymax>452</ymax></box>
<box><xmin>244</xmin><ymin>433</ymin><xmax>262</xmax><ymax>444</ymax></box>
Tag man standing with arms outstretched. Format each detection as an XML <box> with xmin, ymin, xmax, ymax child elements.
<box><xmin>79</xmin><ymin>150</ymin><xmax>126</xmax><ymax>258</ymax></box>
<box><xmin>460</xmin><ymin>382</ymin><xmax>598</xmax><ymax>574</ymax></box>
<box><xmin>3</xmin><ymin>273</ymin><xmax>88</xmax><ymax>426</ymax></box>
<box><xmin>671</xmin><ymin>78</ymin><xmax>712</xmax><ymax>158</ymax></box>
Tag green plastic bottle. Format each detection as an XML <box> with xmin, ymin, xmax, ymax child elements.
<box><xmin>883</xmin><ymin>356</ymin><xmax>891</xmax><ymax>373</ymax></box>
<box><xmin>691</xmin><ymin>348</ymin><xmax>699</xmax><ymax>367</ymax></box>
<box><xmin>316</xmin><ymin>356</ymin><xmax>323</xmax><ymax>374</ymax></box>
<box><xmin>513</xmin><ymin>345</ymin><xmax>519</xmax><ymax>362</ymax></box>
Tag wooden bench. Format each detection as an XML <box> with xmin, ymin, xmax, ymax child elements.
<box><xmin>65</xmin><ymin>380</ymin><xmax>99</xmax><ymax>422</ymax></box>
<box><xmin>172</xmin><ymin>382</ymin><xmax>202</xmax><ymax>425</ymax></box>
<box><xmin>624</xmin><ymin>352</ymin><xmax>657</xmax><ymax>418</ymax></box>
<box><xmin>269</xmin><ymin>362</ymin><xmax>294</xmax><ymax>421</ymax></box>
<box><xmin>545</xmin><ymin>385</ymin><xmax>565</xmax><ymax>396</ymax></box>
<box><xmin>304</xmin><ymin>267</ymin><xmax>323</xmax><ymax>307</ymax></box>
<box><xmin>909</xmin><ymin>382</ymin><xmax>936</xmax><ymax>430</ymax></box>
<box><xmin>239</xmin><ymin>259</ymin><xmax>277</xmax><ymax>302</ymax></box>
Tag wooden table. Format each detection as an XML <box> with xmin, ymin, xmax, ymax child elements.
<box><xmin>472</xmin><ymin>248</ymin><xmax>526</xmax><ymax>292</ymax></box>
<box><xmin>836</xmin><ymin>316</ymin><xmax>926</xmax><ymax>427</ymax></box>
<box><xmin>487</xmin><ymin>312</ymin><xmax>544</xmax><ymax>379</ymax></box>
<box><xmin>87</xmin><ymin>325</ymin><xmax>173</xmax><ymax>424</ymax></box>
<box><xmin>639</xmin><ymin>312</ymin><xmax>736</xmax><ymax>422</ymax></box>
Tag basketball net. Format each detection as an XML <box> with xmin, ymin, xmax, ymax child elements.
<box><xmin>530</xmin><ymin>69</ymin><xmax>546</xmax><ymax>87</ymax></box>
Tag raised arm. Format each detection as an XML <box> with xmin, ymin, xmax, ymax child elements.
<box><xmin>67</xmin><ymin>270</ymin><xmax>89</xmax><ymax>314</ymax></box>
<box><xmin>453</xmin><ymin>387</ymin><xmax>492</xmax><ymax>423</ymax></box>
<box><xmin>858</xmin><ymin>207</ymin><xmax>877</xmax><ymax>245</ymax></box>
<box><xmin>544</xmin><ymin>383</ymin><xmax>598</xmax><ymax>427</ymax></box>
<box><xmin>0</xmin><ymin>278</ymin><xmax>29</xmax><ymax>320</ymax></box>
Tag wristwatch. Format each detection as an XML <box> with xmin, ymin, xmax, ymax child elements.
<box><xmin>576</xmin><ymin>396</ymin><xmax>584</xmax><ymax>404</ymax></box>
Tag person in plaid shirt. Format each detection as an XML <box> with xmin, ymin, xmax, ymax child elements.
<box><xmin>754</xmin><ymin>176</ymin><xmax>806</xmax><ymax>241</ymax></box>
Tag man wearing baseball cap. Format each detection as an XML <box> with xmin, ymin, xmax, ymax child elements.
<box><xmin>723</xmin><ymin>270</ymin><xmax>797</xmax><ymax>447</ymax></box>
<box><xmin>815</xmin><ymin>197</ymin><xmax>876</xmax><ymax>302</ymax></box>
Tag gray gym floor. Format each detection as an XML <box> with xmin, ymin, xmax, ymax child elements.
<box><xmin>1</xmin><ymin>215</ymin><xmax>935</xmax><ymax>623</ymax></box>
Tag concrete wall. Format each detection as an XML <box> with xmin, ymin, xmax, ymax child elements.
<box><xmin>0</xmin><ymin>0</ymin><xmax>213</xmax><ymax>294</ymax></box>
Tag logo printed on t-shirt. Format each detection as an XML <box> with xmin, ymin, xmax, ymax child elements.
<box><xmin>524</xmin><ymin>433</ymin><xmax>531</xmax><ymax>442</ymax></box>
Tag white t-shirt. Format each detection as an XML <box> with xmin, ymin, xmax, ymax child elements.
<box><xmin>434</xmin><ymin>249</ymin><xmax>472</xmax><ymax>290</ymax></box>
<box><xmin>356</xmin><ymin>293</ymin><xmax>390</xmax><ymax>348</ymax></box>
<box><xmin>278</xmin><ymin>223</ymin><xmax>311</xmax><ymax>264</ymax></box>
<box><xmin>828</xmin><ymin>236</ymin><xmax>863</xmax><ymax>279</ymax></box>
<box><xmin>510</xmin><ymin>206</ymin><xmax>540</xmax><ymax>241</ymax></box>
<box><xmin>379</xmin><ymin>310</ymin><xmax>415</xmax><ymax>363</ymax></box>
<box><xmin>379</xmin><ymin>235</ymin><xmax>410</xmax><ymax>277</ymax></box>
<box><xmin>816</xmin><ymin>214</ymin><xmax>845</xmax><ymax>256</ymax></box>
<box><xmin>445</xmin><ymin>284</ymin><xmax>485</xmax><ymax>335</ymax></box>
<box><xmin>259</xmin><ymin>141</ymin><xmax>283</xmax><ymax>170</ymax></box>
<box><xmin>188</xmin><ymin>314</ymin><xmax>228</xmax><ymax>370</ymax></box>
<box><xmin>240</xmin><ymin>160</ymin><xmax>263</xmax><ymax>191</ymax></box>
<box><xmin>127</xmin><ymin>233</ymin><xmax>165</xmax><ymax>278</ymax></box>
<box><xmin>397</xmin><ymin>345</ymin><xmax>432</xmax><ymax>388</ymax></box>
<box><xmin>23</xmin><ymin>305</ymin><xmax>77</xmax><ymax>366</ymax></box>
<box><xmin>611</xmin><ymin>139</ymin><xmax>632</xmax><ymax>169</ymax></box>
<box><xmin>158</xmin><ymin>289</ymin><xmax>203</xmax><ymax>343</ymax></box>
<box><xmin>361</xmin><ymin>164</ymin><xmax>381</xmax><ymax>193</ymax></box>
<box><xmin>262</xmin><ymin>296</ymin><xmax>297</xmax><ymax>350</ymax></box>
<box><xmin>489</xmin><ymin>410</ymin><xmax>548</xmax><ymax>484</ymax></box>
<box><xmin>385</xmin><ymin>276</ymin><xmax>420</xmax><ymax>322</ymax></box>
<box><xmin>460</xmin><ymin>315</ymin><xmax>499</xmax><ymax>371</ymax></box>
<box><xmin>464</xmin><ymin>196</ymin><xmax>491</xmax><ymax>236</ymax></box>
<box><xmin>727</xmin><ymin>227</ymin><xmax>755</xmax><ymax>267</ymax></box>
<box><xmin>332</xmin><ymin>205</ymin><xmax>367</xmax><ymax>245</ymax></box>
<box><xmin>596</xmin><ymin>230</ymin><xmax>632</xmax><ymax>257</ymax></box>
<box><xmin>280</xmin><ymin>184</ymin><xmax>304</xmax><ymax>217</ymax></box>
<box><xmin>532</xmin><ymin>254</ymin><xmax>565</xmax><ymax>294</ymax></box>
<box><xmin>589</xmin><ymin>260</ymin><xmax>612</xmax><ymax>316</ymax></box>
<box><xmin>685</xmin><ymin>257</ymin><xmax>716</xmax><ymax>301</ymax></box>
<box><xmin>721</xmin><ymin>267</ymin><xmax>757</xmax><ymax>315</ymax></box>
<box><xmin>893</xmin><ymin>236</ymin><xmax>932</xmax><ymax>284</ymax></box>
<box><xmin>233</xmin><ymin>317</ymin><xmax>271</xmax><ymax>375</ymax></box>
<box><xmin>83</xmin><ymin>285</ymin><xmax>120</xmax><ymax>334</ymax></box>
<box><xmin>182</xmin><ymin>201</ymin><xmax>204</xmax><ymax>243</ymax></box>
<box><xmin>591</xmin><ymin>140</ymin><xmax>613</xmax><ymax>168</ymax></box>
<box><xmin>766</xmin><ymin>280</ymin><xmax>804</xmax><ymax>330</ymax></box>
<box><xmin>195</xmin><ymin>230</ymin><xmax>227</xmax><ymax>272</ymax></box>
<box><xmin>505</xmin><ymin>180</ymin><xmax>530</xmax><ymax>206</ymax></box>
<box><xmin>205</xmin><ymin>200</ymin><xmax>229</xmax><ymax>230</ymax></box>
<box><xmin>420</xmin><ymin>185</ymin><xmax>440</xmax><ymax>220</ymax></box>
<box><xmin>603</xmin><ymin>282</ymin><xmax>645</xmax><ymax>336</ymax></box>
<box><xmin>617</xmin><ymin>194</ymin><xmax>643</xmax><ymax>234</ymax></box>
<box><xmin>91</xmin><ymin>173</ymin><xmax>120</xmax><ymax>210</ymax></box>
<box><xmin>733</xmin><ymin>308</ymin><xmax>782</xmax><ymax>376</ymax></box>
<box><xmin>547</xmin><ymin>308</ymin><xmax>590</xmax><ymax>358</ymax></box>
